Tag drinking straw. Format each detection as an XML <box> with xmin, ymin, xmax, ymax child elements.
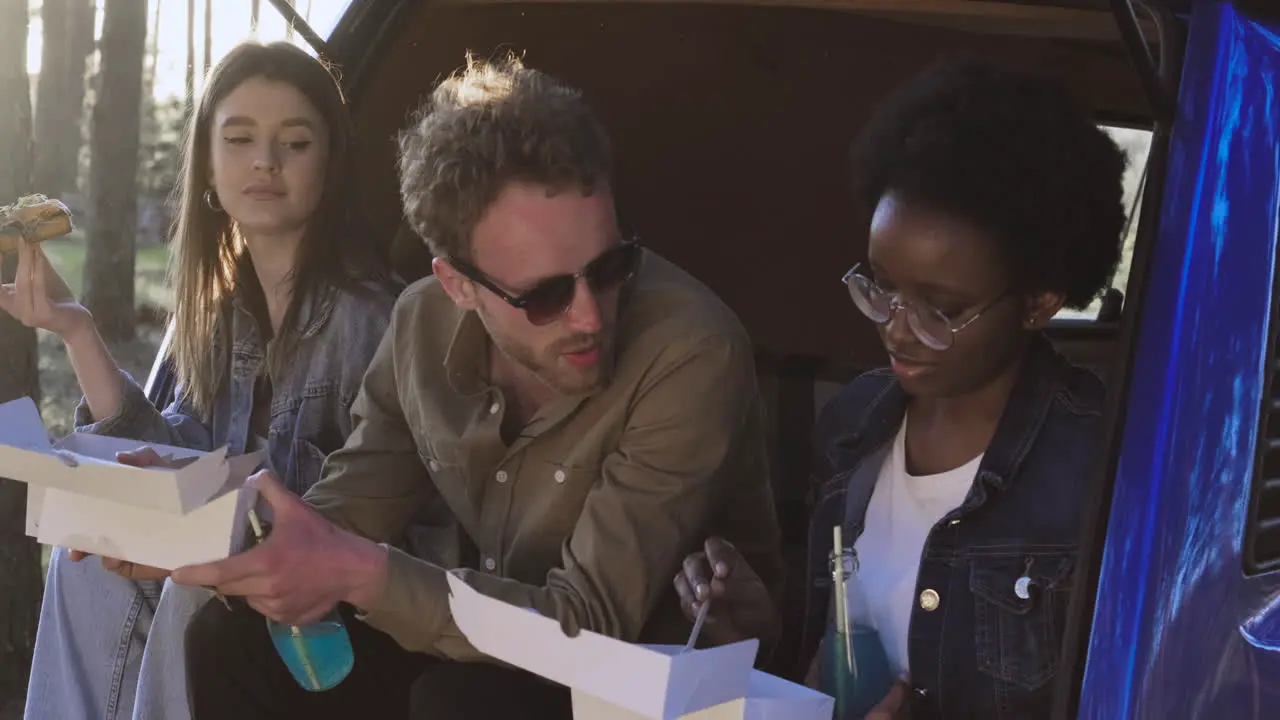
<box><xmin>246</xmin><ymin>508</ymin><xmax>321</xmax><ymax>690</ymax></box>
<box><xmin>832</xmin><ymin>527</ymin><xmax>854</xmax><ymax>676</ymax></box>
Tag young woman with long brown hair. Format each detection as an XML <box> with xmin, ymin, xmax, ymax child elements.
<box><xmin>9</xmin><ymin>42</ymin><xmax>400</xmax><ymax>720</ymax></box>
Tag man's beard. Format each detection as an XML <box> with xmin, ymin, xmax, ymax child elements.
<box><xmin>483</xmin><ymin>313</ymin><xmax>614</xmax><ymax>396</ymax></box>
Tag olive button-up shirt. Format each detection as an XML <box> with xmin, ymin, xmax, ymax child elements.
<box><xmin>304</xmin><ymin>251</ymin><xmax>783</xmax><ymax>660</ymax></box>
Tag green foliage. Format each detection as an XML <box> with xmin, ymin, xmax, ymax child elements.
<box><xmin>42</xmin><ymin>232</ymin><xmax>172</xmax><ymax>311</ymax></box>
<box><xmin>139</xmin><ymin>94</ymin><xmax>186</xmax><ymax>196</ymax></box>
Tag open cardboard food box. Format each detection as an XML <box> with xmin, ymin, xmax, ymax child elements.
<box><xmin>0</xmin><ymin>396</ymin><xmax>264</xmax><ymax>570</ymax></box>
<box><xmin>446</xmin><ymin>573</ymin><xmax>835</xmax><ymax>719</ymax></box>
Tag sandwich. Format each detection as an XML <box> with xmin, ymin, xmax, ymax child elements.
<box><xmin>0</xmin><ymin>194</ymin><xmax>74</xmax><ymax>255</ymax></box>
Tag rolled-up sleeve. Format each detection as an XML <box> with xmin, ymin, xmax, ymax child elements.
<box><xmin>352</xmin><ymin>333</ymin><xmax>760</xmax><ymax>659</ymax></box>
<box><xmin>73</xmin><ymin>370</ymin><xmax>215</xmax><ymax>452</ymax></box>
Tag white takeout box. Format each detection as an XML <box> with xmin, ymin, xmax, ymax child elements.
<box><xmin>0</xmin><ymin>396</ymin><xmax>265</xmax><ymax>570</ymax></box>
<box><xmin>446</xmin><ymin>573</ymin><xmax>835</xmax><ymax>720</ymax></box>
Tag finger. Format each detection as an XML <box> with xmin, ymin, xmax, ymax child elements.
<box><xmin>116</xmin><ymin>446</ymin><xmax>164</xmax><ymax>467</ymax></box>
<box><xmin>875</xmin><ymin>680</ymin><xmax>909</xmax><ymax>713</ymax></box>
<box><xmin>125</xmin><ymin>563</ymin><xmax>171</xmax><ymax>581</ymax></box>
<box><xmin>247</xmin><ymin>597</ymin><xmax>285</xmax><ymax>623</ymax></box>
<box><xmin>30</xmin><ymin>246</ymin><xmax>51</xmax><ymax>313</ymax></box>
<box><xmin>0</xmin><ymin>283</ymin><xmax>14</xmax><ymax>315</ymax></box>
<box><xmin>709</xmin><ymin>576</ymin><xmax>730</xmax><ymax>597</ymax></box>
<box><xmin>704</xmin><ymin>537</ymin><xmax>738</xmax><ymax>579</ymax></box>
<box><xmin>14</xmin><ymin>239</ymin><xmax>34</xmax><ymax>317</ymax></box>
<box><xmin>293</xmin><ymin>606</ymin><xmax>331</xmax><ymax>626</ymax></box>
<box><xmin>248</xmin><ymin>597</ymin><xmax>328</xmax><ymax>626</ymax></box>
<box><xmin>172</xmin><ymin>547</ymin><xmax>263</xmax><ymax>588</ymax></box>
<box><xmin>248</xmin><ymin>470</ymin><xmax>298</xmax><ymax>515</ymax></box>
<box><xmin>673</xmin><ymin>573</ymin><xmax>697</xmax><ymax>616</ymax></box>
<box><xmin>105</xmin><ymin>560</ymin><xmax>140</xmax><ymax>580</ymax></box>
<box><xmin>100</xmin><ymin>556</ymin><xmax>125</xmax><ymax>572</ymax></box>
<box><xmin>37</xmin><ymin>244</ymin><xmax>73</xmax><ymax>298</ymax></box>
<box><xmin>204</xmin><ymin>573</ymin><xmax>278</xmax><ymax>599</ymax></box>
<box><xmin>681</xmin><ymin>552</ymin><xmax>715</xmax><ymax>601</ymax></box>
<box><xmin>68</xmin><ymin>549</ymin><xmax>90</xmax><ymax>562</ymax></box>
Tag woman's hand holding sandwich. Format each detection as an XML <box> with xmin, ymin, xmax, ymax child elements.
<box><xmin>0</xmin><ymin>235</ymin><xmax>90</xmax><ymax>339</ymax></box>
<box><xmin>0</xmin><ymin>234</ymin><xmax>125</xmax><ymax>424</ymax></box>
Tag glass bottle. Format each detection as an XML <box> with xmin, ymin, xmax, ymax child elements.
<box><xmin>247</xmin><ymin>508</ymin><xmax>355</xmax><ymax>691</ymax></box>
<box><xmin>819</xmin><ymin>545</ymin><xmax>894</xmax><ymax>719</ymax></box>
<box><xmin>266</xmin><ymin>609</ymin><xmax>355</xmax><ymax>691</ymax></box>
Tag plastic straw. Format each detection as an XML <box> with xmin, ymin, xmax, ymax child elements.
<box><xmin>832</xmin><ymin>526</ymin><xmax>854</xmax><ymax>675</ymax></box>
<box><xmin>683</xmin><ymin>598</ymin><xmax>711</xmax><ymax>653</ymax></box>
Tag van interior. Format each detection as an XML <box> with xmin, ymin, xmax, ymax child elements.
<box><xmin>174</xmin><ymin>0</ymin><xmax>1183</xmax><ymax>714</ymax></box>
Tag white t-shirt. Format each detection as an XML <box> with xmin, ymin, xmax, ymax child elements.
<box><xmin>852</xmin><ymin>419</ymin><xmax>982</xmax><ymax>679</ymax></box>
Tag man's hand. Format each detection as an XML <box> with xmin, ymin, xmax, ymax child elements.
<box><xmin>66</xmin><ymin>446</ymin><xmax>184</xmax><ymax>581</ymax></box>
<box><xmin>171</xmin><ymin>470</ymin><xmax>390</xmax><ymax>625</ymax></box>
<box><xmin>673</xmin><ymin>537</ymin><xmax>778</xmax><ymax>646</ymax></box>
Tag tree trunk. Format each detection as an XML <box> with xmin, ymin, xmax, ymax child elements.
<box><xmin>33</xmin><ymin>0</ymin><xmax>95</xmax><ymax>198</ymax></box>
<box><xmin>185</xmin><ymin>0</ymin><xmax>195</xmax><ymax>117</ymax></box>
<box><xmin>0</xmin><ymin>1</ymin><xmax>44</xmax><ymax>715</ymax></box>
<box><xmin>83</xmin><ymin>0</ymin><xmax>148</xmax><ymax>343</ymax></box>
<box><xmin>202</xmin><ymin>0</ymin><xmax>212</xmax><ymax>76</ymax></box>
<box><xmin>145</xmin><ymin>0</ymin><xmax>163</xmax><ymax>102</ymax></box>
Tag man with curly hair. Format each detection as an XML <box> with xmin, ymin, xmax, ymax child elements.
<box><xmin>176</xmin><ymin>55</ymin><xmax>784</xmax><ymax>719</ymax></box>
<box><xmin>674</xmin><ymin>57</ymin><xmax>1127</xmax><ymax>720</ymax></box>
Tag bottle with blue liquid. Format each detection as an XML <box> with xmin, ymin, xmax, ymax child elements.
<box><xmin>265</xmin><ymin>608</ymin><xmax>355</xmax><ymax>691</ymax></box>
<box><xmin>247</xmin><ymin>509</ymin><xmax>355</xmax><ymax>691</ymax></box>
<box><xmin>819</xmin><ymin>527</ymin><xmax>894</xmax><ymax>719</ymax></box>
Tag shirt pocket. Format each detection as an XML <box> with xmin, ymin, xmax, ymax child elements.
<box><xmin>969</xmin><ymin>551</ymin><xmax>1074</xmax><ymax>692</ymax></box>
<box><xmin>287</xmin><ymin>437</ymin><xmax>329</xmax><ymax>495</ymax></box>
<box><xmin>272</xmin><ymin>384</ymin><xmax>343</xmax><ymax>495</ymax></box>
<box><xmin>526</xmin><ymin>462</ymin><xmax>597</xmax><ymax>531</ymax></box>
<box><xmin>419</xmin><ymin>448</ymin><xmax>473</xmax><ymax>518</ymax></box>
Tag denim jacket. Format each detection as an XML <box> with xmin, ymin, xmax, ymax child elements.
<box><xmin>74</xmin><ymin>277</ymin><xmax>399</xmax><ymax>495</ymax></box>
<box><xmin>799</xmin><ymin>335</ymin><xmax>1105</xmax><ymax>720</ymax></box>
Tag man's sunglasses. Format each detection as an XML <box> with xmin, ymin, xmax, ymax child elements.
<box><xmin>448</xmin><ymin>241</ymin><xmax>643</xmax><ymax>326</ymax></box>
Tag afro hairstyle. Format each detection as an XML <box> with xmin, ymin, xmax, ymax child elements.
<box><xmin>849</xmin><ymin>56</ymin><xmax>1130</xmax><ymax>310</ymax></box>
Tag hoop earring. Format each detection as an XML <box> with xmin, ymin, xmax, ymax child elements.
<box><xmin>203</xmin><ymin>189</ymin><xmax>223</xmax><ymax>212</ymax></box>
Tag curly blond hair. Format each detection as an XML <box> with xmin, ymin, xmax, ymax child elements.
<box><xmin>397</xmin><ymin>54</ymin><xmax>612</xmax><ymax>260</ymax></box>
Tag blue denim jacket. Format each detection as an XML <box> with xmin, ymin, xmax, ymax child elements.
<box><xmin>74</xmin><ymin>278</ymin><xmax>399</xmax><ymax>495</ymax></box>
<box><xmin>799</xmin><ymin>335</ymin><xmax>1105</xmax><ymax>720</ymax></box>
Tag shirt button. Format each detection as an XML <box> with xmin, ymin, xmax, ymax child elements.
<box><xmin>483</xmin><ymin>557</ymin><xmax>496</xmax><ymax>571</ymax></box>
<box><xmin>920</xmin><ymin>588</ymin><xmax>941</xmax><ymax>612</ymax></box>
<box><xmin>489</xmin><ymin>402</ymin><xmax>500</xmax><ymax>415</ymax></box>
<box><xmin>554</xmin><ymin>469</ymin><xmax>566</xmax><ymax>484</ymax></box>
<box><xmin>428</xmin><ymin>460</ymin><xmax>440</xmax><ymax>472</ymax></box>
<box><xmin>495</xmin><ymin>470</ymin><xmax>508</xmax><ymax>483</ymax></box>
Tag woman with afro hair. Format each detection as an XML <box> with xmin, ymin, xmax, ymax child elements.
<box><xmin>674</xmin><ymin>56</ymin><xmax>1128</xmax><ymax>719</ymax></box>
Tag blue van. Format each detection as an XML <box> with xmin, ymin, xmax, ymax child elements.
<box><xmin>137</xmin><ymin>1</ymin><xmax>1280</xmax><ymax>716</ymax></box>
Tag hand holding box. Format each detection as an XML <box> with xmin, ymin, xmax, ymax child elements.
<box><xmin>445</xmin><ymin>572</ymin><xmax>835</xmax><ymax>720</ymax></box>
<box><xmin>0</xmin><ymin>396</ymin><xmax>265</xmax><ymax>570</ymax></box>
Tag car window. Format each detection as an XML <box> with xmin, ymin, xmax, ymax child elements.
<box><xmin>1054</xmin><ymin>124</ymin><xmax>1153</xmax><ymax>322</ymax></box>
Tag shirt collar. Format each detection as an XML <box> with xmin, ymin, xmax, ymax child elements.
<box><xmin>443</xmin><ymin>311</ymin><xmax>491</xmax><ymax>396</ymax></box>
<box><xmin>230</xmin><ymin>280</ymin><xmax>339</xmax><ymax>341</ymax></box>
